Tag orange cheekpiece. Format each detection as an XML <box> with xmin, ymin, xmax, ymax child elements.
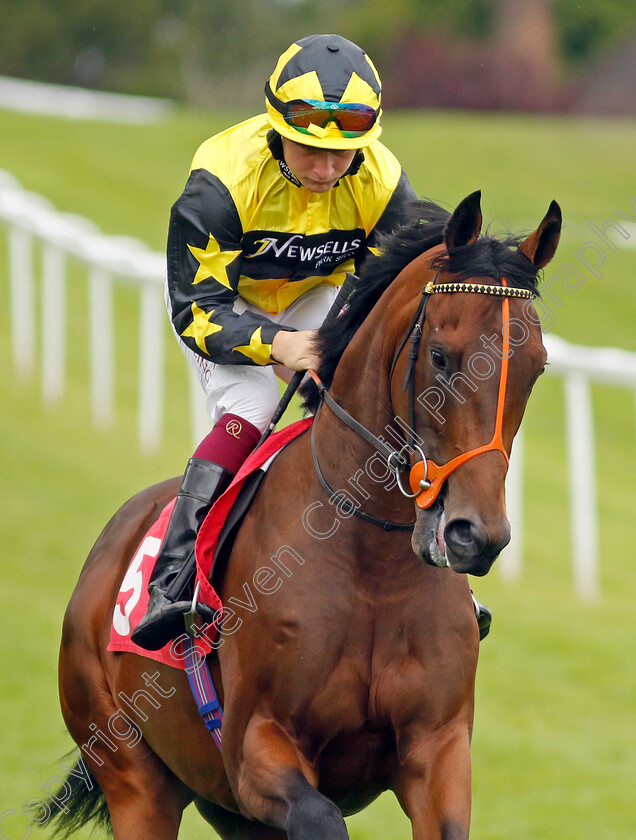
<box><xmin>409</xmin><ymin>289</ymin><xmax>512</xmax><ymax>508</ymax></box>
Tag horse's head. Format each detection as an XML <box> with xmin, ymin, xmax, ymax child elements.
<box><xmin>302</xmin><ymin>190</ymin><xmax>561</xmax><ymax>577</ymax></box>
<box><xmin>390</xmin><ymin>191</ymin><xmax>561</xmax><ymax>575</ymax></box>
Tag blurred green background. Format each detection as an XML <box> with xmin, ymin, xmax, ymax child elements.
<box><xmin>1</xmin><ymin>2</ymin><xmax>636</xmax><ymax>838</ymax></box>
<box><xmin>3</xmin><ymin>0</ymin><xmax>636</xmax><ymax>115</ymax></box>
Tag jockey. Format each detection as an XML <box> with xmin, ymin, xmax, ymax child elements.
<box><xmin>131</xmin><ymin>33</ymin><xmax>419</xmax><ymax>651</ymax></box>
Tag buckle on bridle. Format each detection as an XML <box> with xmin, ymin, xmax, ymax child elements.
<box><xmin>388</xmin><ymin>444</ymin><xmax>431</xmax><ymax>499</ymax></box>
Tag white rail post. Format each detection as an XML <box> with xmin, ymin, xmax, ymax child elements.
<box><xmin>138</xmin><ymin>281</ymin><xmax>165</xmax><ymax>453</ymax></box>
<box><xmin>501</xmin><ymin>425</ymin><xmax>524</xmax><ymax>581</ymax></box>
<box><xmin>565</xmin><ymin>371</ymin><xmax>599</xmax><ymax>600</ymax></box>
<box><xmin>9</xmin><ymin>225</ymin><xmax>35</xmax><ymax>376</ymax></box>
<box><xmin>89</xmin><ymin>265</ymin><xmax>114</xmax><ymax>428</ymax></box>
<box><xmin>41</xmin><ymin>243</ymin><xmax>66</xmax><ymax>403</ymax></box>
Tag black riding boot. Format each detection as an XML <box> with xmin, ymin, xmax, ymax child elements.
<box><xmin>131</xmin><ymin>458</ymin><xmax>234</xmax><ymax>651</ymax></box>
<box><xmin>472</xmin><ymin>594</ymin><xmax>492</xmax><ymax>641</ymax></box>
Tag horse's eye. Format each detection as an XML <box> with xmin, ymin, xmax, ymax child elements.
<box><xmin>431</xmin><ymin>348</ymin><xmax>446</xmax><ymax>370</ymax></box>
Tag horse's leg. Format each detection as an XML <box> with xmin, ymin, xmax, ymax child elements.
<box><xmin>95</xmin><ymin>758</ymin><xmax>190</xmax><ymax>840</ymax></box>
<box><xmin>60</xmin><ymin>644</ymin><xmax>193</xmax><ymax>839</ymax></box>
<box><xmin>194</xmin><ymin>798</ymin><xmax>287</xmax><ymax>839</ymax></box>
<box><xmin>227</xmin><ymin>716</ymin><xmax>349</xmax><ymax>840</ymax></box>
<box><xmin>393</xmin><ymin>722</ymin><xmax>472</xmax><ymax>840</ymax></box>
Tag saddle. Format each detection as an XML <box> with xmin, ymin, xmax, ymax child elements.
<box><xmin>108</xmin><ymin>417</ymin><xmax>313</xmax><ymax>668</ymax></box>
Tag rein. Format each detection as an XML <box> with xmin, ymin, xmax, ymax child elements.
<box><xmin>309</xmin><ymin>388</ymin><xmax>415</xmax><ymax>531</ymax></box>
<box><xmin>310</xmin><ymin>274</ymin><xmax>535</xmax><ymax>528</ymax></box>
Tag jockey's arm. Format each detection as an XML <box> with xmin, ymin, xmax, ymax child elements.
<box><xmin>167</xmin><ymin>169</ymin><xmax>298</xmax><ymax>367</ymax></box>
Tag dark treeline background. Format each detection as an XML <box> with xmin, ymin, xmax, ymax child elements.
<box><xmin>1</xmin><ymin>0</ymin><xmax>635</xmax><ymax>113</ymax></box>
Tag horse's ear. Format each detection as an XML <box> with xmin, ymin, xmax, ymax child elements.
<box><xmin>518</xmin><ymin>200</ymin><xmax>562</xmax><ymax>268</ymax></box>
<box><xmin>444</xmin><ymin>190</ymin><xmax>482</xmax><ymax>250</ymax></box>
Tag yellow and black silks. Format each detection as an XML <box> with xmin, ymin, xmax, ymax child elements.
<box><xmin>167</xmin><ymin>114</ymin><xmax>416</xmax><ymax>366</ymax></box>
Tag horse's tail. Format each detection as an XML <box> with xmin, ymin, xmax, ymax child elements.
<box><xmin>41</xmin><ymin>751</ymin><xmax>112</xmax><ymax>837</ymax></box>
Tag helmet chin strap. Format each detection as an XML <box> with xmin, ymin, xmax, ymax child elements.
<box><xmin>267</xmin><ymin>128</ymin><xmax>365</xmax><ymax>181</ymax></box>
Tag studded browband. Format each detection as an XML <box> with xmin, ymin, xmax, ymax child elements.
<box><xmin>424</xmin><ymin>280</ymin><xmax>535</xmax><ymax>299</ymax></box>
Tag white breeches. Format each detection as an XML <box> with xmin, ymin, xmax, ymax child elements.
<box><xmin>168</xmin><ymin>283</ymin><xmax>340</xmax><ymax>432</ymax></box>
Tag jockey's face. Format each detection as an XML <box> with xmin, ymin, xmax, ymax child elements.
<box><xmin>281</xmin><ymin>138</ymin><xmax>356</xmax><ymax>192</ymax></box>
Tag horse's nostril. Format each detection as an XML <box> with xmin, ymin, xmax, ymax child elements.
<box><xmin>444</xmin><ymin>518</ymin><xmax>487</xmax><ymax>558</ymax></box>
<box><xmin>448</xmin><ymin>520</ymin><xmax>473</xmax><ymax>546</ymax></box>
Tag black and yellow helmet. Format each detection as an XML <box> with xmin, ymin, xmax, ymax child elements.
<box><xmin>265</xmin><ymin>34</ymin><xmax>382</xmax><ymax>150</ymax></box>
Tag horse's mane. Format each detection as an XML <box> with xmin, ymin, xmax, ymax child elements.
<box><xmin>301</xmin><ymin>198</ymin><xmax>542</xmax><ymax>413</ymax></box>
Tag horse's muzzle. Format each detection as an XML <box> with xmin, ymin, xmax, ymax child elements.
<box><xmin>444</xmin><ymin>516</ymin><xmax>510</xmax><ymax>576</ymax></box>
<box><xmin>412</xmin><ymin>501</ymin><xmax>510</xmax><ymax>575</ymax></box>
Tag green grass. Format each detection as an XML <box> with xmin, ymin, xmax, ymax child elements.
<box><xmin>0</xmin><ymin>104</ymin><xmax>635</xmax><ymax>839</ymax></box>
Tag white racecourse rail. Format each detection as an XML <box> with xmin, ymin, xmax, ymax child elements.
<box><xmin>1</xmin><ymin>171</ymin><xmax>630</xmax><ymax>599</ymax></box>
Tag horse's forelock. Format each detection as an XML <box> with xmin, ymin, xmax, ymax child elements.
<box><xmin>431</xmin><ymin>234</ymin><xmax>542</xmax><ymax>294</ymax></box>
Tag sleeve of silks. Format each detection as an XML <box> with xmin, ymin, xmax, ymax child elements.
<box><xmin>358</xmin><ymin>169</ymin><xmax>419</xmax><ymax>269</ymax></box>
<box><xmin>166</xmin><ymin>168</ymin><xmax>294</xmax><ymax>366</ymax></box>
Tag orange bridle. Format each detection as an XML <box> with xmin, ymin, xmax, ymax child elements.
<box><xmin>408</xmin><ymin>278</ymin><xmax>533</xmax><ymax>509</ymax></box>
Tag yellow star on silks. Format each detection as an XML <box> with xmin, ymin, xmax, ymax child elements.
<box><xmin>180</xmin><ymin>302</ymin><xmax>223</xmax><ymax>355</ymax></box>
<box><xmin>187</xmin><ymin>235</ymin><xmax>242</xmax><ymax>289</ymax></box>
<box><xmin>232</xmin><ymin>326</ymin><xmax>273</xmax><ymax>365</ymax></box>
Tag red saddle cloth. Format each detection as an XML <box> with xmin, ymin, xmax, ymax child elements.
<box><xmin>108</xmin><ymin>417</ymin><xmax>313</xmax><ymax>669</ymax></box>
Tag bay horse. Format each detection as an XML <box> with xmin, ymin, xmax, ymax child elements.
<box><xmin>51</xmin><ymin>191</ymin><xmax>560</xmax><ymax>840</ymax></box>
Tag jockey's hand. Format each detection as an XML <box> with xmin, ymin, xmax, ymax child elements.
<box><xmin>271</xmin><ymin>329</ymin><xmax>321</xmax><ymax>371</ymax></box>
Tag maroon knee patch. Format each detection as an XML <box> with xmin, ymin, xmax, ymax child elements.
<box><xmin>193</xmin><ymin>414</ymin><xmax>261</xmax><ymax>473</ymax></box>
